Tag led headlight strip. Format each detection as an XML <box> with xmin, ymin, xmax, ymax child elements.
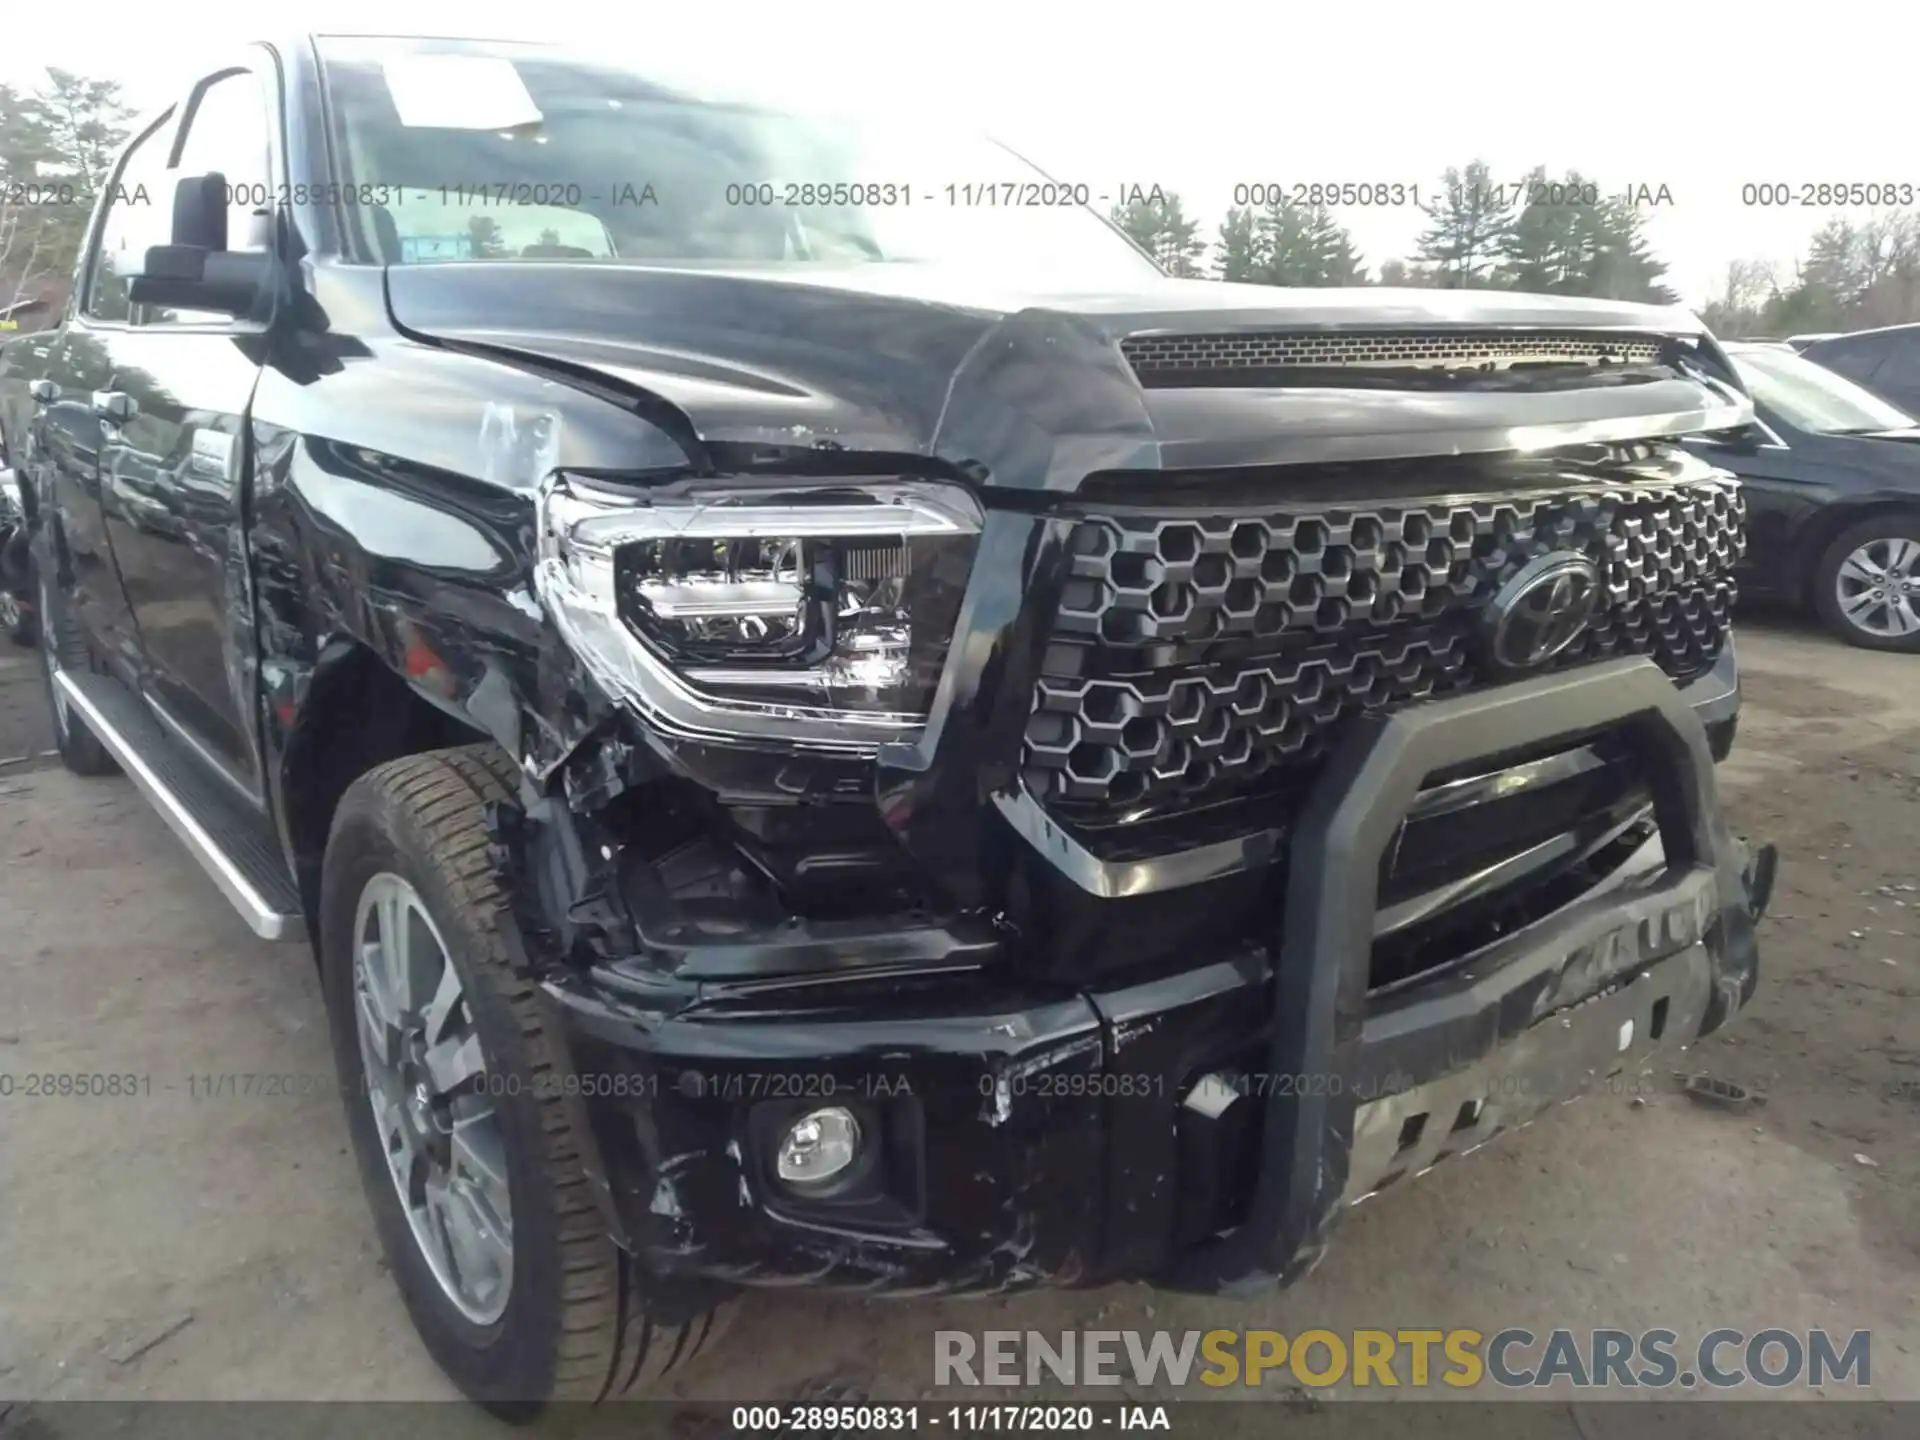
<box><xmin>535</xmin><ymin>474</ymin><xmax>983</xmax><ymax>751</ymax></box>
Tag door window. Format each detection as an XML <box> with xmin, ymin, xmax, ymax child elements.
<box><xmin>1869</xmin><ymin>334</ymin><xmax>1920</xmax><ymax>392</ymax></box>
<box><xmin>82</xmin><ymin>115</ymin><xmax>176</xmax><ymax>324</ymax></box>
<box><xmin>1808</xmin><ymin>336</ymin><xmax>1891</xmax><ymax>387</ymax></box>
<box><xmin>171</xmin><ymin>72</ymin><xmax>275</xmax><ymax>254</ymax></box>
<box><xmin>144</xmin><ymin>70</ymin><xmax>275</xmax><ymax>326</ymax></box>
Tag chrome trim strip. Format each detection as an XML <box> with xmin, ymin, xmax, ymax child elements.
<box><xmin>1373</xmin><ymin>802</ymin><xmax>1652</xmax><ymax>939</ymax></box>
<box><xmin>1406</xmin><ymin>746</ymin><xmax>1612</xmax><ymax>822</ymax></box>
<box><xmin>53</xmin><ymin>672</ymin><xmax>295</xmax><ymax>941</ymax></box>
<box><xmin>991</xmin><ymin>785</ymin><xmax>1283</xmax><ymax>899</ymax></box>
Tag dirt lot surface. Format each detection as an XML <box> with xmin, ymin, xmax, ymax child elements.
<box><xmin>1</xmin><ymin>619</ymin><xmax>1915</xmax><ymax>1422</ymax></box>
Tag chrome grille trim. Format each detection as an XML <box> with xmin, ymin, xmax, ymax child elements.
<box><xmin>1120</xmin><ymin>329</ymin><xmax>1669</xmax><ymax>376</ymax></box>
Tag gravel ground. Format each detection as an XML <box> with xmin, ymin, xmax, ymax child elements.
<box><xmin>0</xmin><ymin>618</ymin><xmax>1915</xmax><ymax>1420</ymax></box>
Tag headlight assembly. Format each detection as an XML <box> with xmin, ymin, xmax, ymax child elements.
<box><xmin>536</xmin><ymin>475</ymin><xmax>982</xmax><ymax>750</ymax></box>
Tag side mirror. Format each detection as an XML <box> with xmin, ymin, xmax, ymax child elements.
<box><xmin>127</xmin><ymin>171</ymin><xmax>272</xmax><ymax>319</ymax></box>
<box><xmin>170</xmin><ymin>172</ymin><xmax>229</xmax><ymax>250</ymax></box>
<box><xmin>1690</xmin><ymin>424</ymin><xmax>1761</xmax><ymax>455</ymax></box>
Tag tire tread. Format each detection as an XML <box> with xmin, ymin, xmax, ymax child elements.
<box><xmin>332</xmin><ymin>744</ymin><xmax>728</xmax><ymax>1409</ymax></box>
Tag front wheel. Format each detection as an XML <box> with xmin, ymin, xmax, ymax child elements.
<box><xmin>1812</xmin><ymin>516</ymin><xmax>1920</xmax><ymax>652</ymax></box>
<box><xmin>318</xmin><ymin>747</ymin><xmax>730</xmax><ymax>1420</ymax></box>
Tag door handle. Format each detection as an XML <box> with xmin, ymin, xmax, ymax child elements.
<box><xmin>92</xmin><ymin>391</ymin><xmax>134</xmax><ymax>423</ymax></box>
<box><xmin>28</xmin><ymin>379</ymin><xmax>58</xmax><ymax>404</ymax></box>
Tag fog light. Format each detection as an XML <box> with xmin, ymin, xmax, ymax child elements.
<box><xmin>775</xmin><ymin>1106</ymin><xmax>862</xmax><ymax>1191</ymax></box>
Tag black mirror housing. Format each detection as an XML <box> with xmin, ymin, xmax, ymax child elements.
<box><xmin>128</xmin><ymin>246</ymin><xmax>272</xmax><ymax>318</ymax></box>
<box><xmin>170</xmin><ymin>172</ymin><xmax>229</xmax><ymax>251</ymax></box>
<box><xmin>1692</xmin><ymin>424</ymin><xmax>1760</xmax><ymax>454</ymax></box>
<box><xmin>125</xmin><ymin>171</ymin><xmax>274</xmax><ymax>318</ymax></box>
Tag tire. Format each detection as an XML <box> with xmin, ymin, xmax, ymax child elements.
<box><xmin>318</xmin><ymin>746</ymin><xmax>730</xmax><ymax>1420</ymax></box>
<box><xmin>1811</xmin><ymin>514</ymin><xmax>1920</xmax><ymax>652</ymax></box>
<box><xmin>37</xmin><ymin>569</ymin><xmax>118</xmax><ymax>775</ymax></box>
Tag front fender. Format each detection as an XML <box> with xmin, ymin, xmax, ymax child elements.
<box><xmin>247</xmin><ymin>334</ymin><xmax>698</xmax><ymax>804</ymax></box>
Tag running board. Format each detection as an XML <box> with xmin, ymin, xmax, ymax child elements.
<box><xmin>53</xmin><ymin>670</ymin><xmax>304</xmax><ymax>941</ymax></box>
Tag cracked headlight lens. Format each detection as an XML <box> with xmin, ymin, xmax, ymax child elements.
<box><xmin>536</xmin><ymin>476</ymin><xmax>981</xmax><ymax>749</ymax></box>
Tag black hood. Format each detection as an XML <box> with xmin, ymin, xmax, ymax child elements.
<box><xmin>384</xmin><ymin>261</ymin><xmax>1753</xmax><ymax>489</ymax></box>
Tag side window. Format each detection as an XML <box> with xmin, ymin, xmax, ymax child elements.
<box><xmin>142</xmin><ymin>71</ymin><xmax>276</xmax><ymax>327</ymax></box>
<box><xmin>1813</xmin><ymin>339</ymin><xmax>1889</xmax><ymax>387</ymax></box>
<box><xmin>1871</xmin><ymin>336</ymin><xmax>1920</xmax><ymax>389</ymax></box>
<box><xmin>83</xmin><ymin>116</ymin><xmax>176</xmax><ymax>324</ymax></box>
<box><xmin>170</xmin><ymin>71</ymin><xmax>275</xmax><ymax>255</ymax></box>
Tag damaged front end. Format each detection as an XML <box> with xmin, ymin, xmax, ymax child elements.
<box><xmin>482</xmin><ymin>654</ymin><xmax>1776</xmax><ymax>1299</ymax></box>
<box><xmin>453</xmin><ymin>305</ymin><xmax>1776</xmax><ymax>1299</ymax></box>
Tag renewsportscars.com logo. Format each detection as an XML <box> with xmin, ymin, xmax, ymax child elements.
<box><xmin>934</xmin><ymin>1328</ymin><xmax>1872</xmax><ymax>1391</ymax></box>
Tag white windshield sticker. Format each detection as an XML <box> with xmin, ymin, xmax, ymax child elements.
<box><xmin>381</xmin><ymin>56</ymin><xmax>543</xmax><ymax>130</ymax></box>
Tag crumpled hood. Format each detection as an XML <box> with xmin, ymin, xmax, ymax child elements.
<box><xmin>384</xmin><ymin>260</ymin><xmax>1753</xmax><ymax>489</ymax></box>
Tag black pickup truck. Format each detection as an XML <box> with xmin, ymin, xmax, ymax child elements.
<box><xmin>0</xmin><ymin>33</ymin><xmax>1777</xmax><ymax>1417</ymax></box>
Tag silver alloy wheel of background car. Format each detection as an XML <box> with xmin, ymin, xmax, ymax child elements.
<box><xmin>1834</xmin><ymin>536</ymin><xmax>1920</xmax><ymax>640</ymax></box>
<box><xmin>353</xmin><ymin>872</ymin><xmax>515</xmax><ymax>1325</ymax></box>
<box><xmin>0</xmin><ymin>585</ymin><xmax>21</xmax><ymax>637</ymax></box>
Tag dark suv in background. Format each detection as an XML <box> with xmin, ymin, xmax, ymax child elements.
<box><xmin>1801</xmin><ymin>322</ymin><xmax>1920</xmax><ymax>416</ymax></box>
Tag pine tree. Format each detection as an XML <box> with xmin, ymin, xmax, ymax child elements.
<box><xmin>1110</xmin><ymin>191</ymin><xmax>1205</xmax><ymax>277</ymax></box>
<box><xmin>1414</xmin><ymin>159</ymin><xmax>1514</xmax><ymax>288</ymax></box>
<box><xmin>1303</xmin><ymin>206</ymin><xmax>1366</xmax><ymax>285</ymax></box>
<box><xmin>1581</xmin><ymin>196</ymin><xmax>1676</xmax><ymax>304</ymax></box>
<box><xmin>1213</xmin><ymin>206</ymin><xmax>1260</xmax><ymax>282</ymax></box>
<box><xmin>1254</xmin><ymin>200</ymin><xmax>1318</xmax><ymax>284</ymax></box>
<box><xmin>1496</xmin><ymin>167</ymin><xmax>1588</xmax><ymax>293</ymax></box>
<box><xmin>1248</xmin><ymin>202</ymin><xmax>1365</xmax><ymax>285</ymax></box>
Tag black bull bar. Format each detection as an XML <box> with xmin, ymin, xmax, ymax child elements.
<box><xmin>1163</xmin><ymin>655</ymin><xmax>1775</xmax><ymax>1294</ymax></box>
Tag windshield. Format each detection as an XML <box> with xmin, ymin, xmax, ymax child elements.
<box><xmin>1731</xmin><ymin>347</ymin><xmax>1915</xmax><ymax>434</ymax></box>
<box><xmin>316</xmin><ymin>38</ymin><xmax>1161</xmax><ymax>282</ymax></box>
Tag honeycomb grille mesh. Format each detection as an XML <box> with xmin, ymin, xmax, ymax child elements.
<box><xmin>1023</xmin><ymin>478</ymin><xmax>1743</xmax><ymax>816</ymax></box>
<box><xmin>1119</xmin><ymin>329</ymin><xmax>1667</xmax><ymax>376</ymax></box>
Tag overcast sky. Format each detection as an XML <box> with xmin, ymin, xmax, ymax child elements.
<box><xmin>5</xmin><ymin>0</ymin><xmax>1913</xmax><ymax>306</ymax></box>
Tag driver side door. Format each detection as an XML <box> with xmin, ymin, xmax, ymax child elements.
<box><xmin>94</xmin><ymin>62</ymin><xmax>279</xmax><ymax>805</ymax></box>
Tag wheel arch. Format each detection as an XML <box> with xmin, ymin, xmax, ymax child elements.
<box><xmin>276</xmin><ymin>640</ymin><xmax>501</xmax><ymax>949</ymax></box>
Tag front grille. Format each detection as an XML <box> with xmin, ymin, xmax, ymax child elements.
<box><xmin>1120</xmin><ymin>329</ymin><xmax>1668</xmax><ymax>379</ymax></box>
<box><xmin>1022</xmin><ymin>475</ymin><xmax>1742</xmax><ymax>819</ymax></box>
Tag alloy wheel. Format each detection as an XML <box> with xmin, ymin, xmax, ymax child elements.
<box><xmin>1834</xmin><ymin>536</ymin><xmax>1920</xmax><ymax>640</ymax></box>
<box><xmin>352</xmin><ymin>872</ymin><xmax>515</xmax><ymax>1325</ymax></box>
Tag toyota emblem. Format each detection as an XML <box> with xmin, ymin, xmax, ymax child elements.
<box><xmin>1482</xmin><ymin>551</ymin><xmax>1603</xmax><ymax>671</ymax></box>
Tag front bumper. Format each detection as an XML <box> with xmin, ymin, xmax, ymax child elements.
<box><xmin>545</xmin><ymin>655</ymin><xmax>1769</xmax><ymax>1297</ymax></box>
